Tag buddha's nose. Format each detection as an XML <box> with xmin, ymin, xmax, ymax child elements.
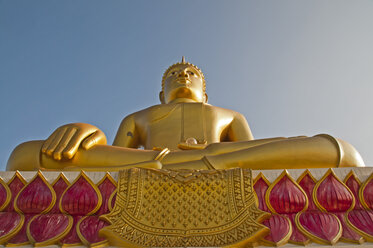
<box><xmin>178</xmin><ymin>70</ymin><xmax>188</xmax><ymax>78</ymax></box>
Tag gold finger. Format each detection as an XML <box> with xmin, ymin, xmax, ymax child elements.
<box><xmin>82</xmin><ymin>131</ymin><xmax>99</xmax><ymax>150</ymax></box>
<box><xmin>63</xmin><ymin>129</ymin><xmax>95</xmax><ymax>159</ymax></box>
<box><xmin>41</xmin><ymin>131</ymin><xmax>58</xmax><ymax>153</ymax></box>
<box><xmin>53</xmin><ymin>128</ymin><xmax>78</xmax><ymax>160</ymax></box>
<box><xmin>46</xmin><ymin>127</ymin><xmax>67</xmax><ymax>156</ymax></box>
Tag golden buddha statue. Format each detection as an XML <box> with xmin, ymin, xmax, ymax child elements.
<box><xmin>7</xmin><ymin>57</ymin><xmax>365</xmax><ymax>171</ymax></box>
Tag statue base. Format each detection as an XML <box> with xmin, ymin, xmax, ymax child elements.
<box><xmin>0</xmin><ymin>167</ymin><xmax>373</xmax><ymax>247</ymax></box>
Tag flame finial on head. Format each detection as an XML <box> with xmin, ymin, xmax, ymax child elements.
<box><xmin>181</xmin><ymin>56</ymin><xmax>185</xmax><ymax>63</ymax></box>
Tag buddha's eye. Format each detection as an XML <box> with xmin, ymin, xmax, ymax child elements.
<box><xmin>171</xmin><ymin>71</ymin><xmax>176</xmax><ymax>75</ymax></box>
<box><xmin>187</xmin><ymin>71</ymin><xmax>195</xmax><ymax>75</ymax></box>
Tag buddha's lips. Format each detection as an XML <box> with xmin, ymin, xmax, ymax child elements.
<box><xmin>175</xmin><ymin>79</ymin><xmax>191</xmax><ymax>84</ymax></box>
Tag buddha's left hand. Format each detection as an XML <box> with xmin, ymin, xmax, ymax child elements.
<box><xmin>177</xmin><ymin>142</ymin><xmax>207</xmax><ymax>150</ymax></box>
<box><xmin>41</xmin><ymin>123</ymin><xmax>107</xmax><ymax>160</ymax></box>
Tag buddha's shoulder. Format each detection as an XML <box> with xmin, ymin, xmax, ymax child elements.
<box><xmin>125</xmin><ymin>104</ymin><xmax>179</xmax><ymax>122</ymax></box>
<box><xmin>126</xmin><ymin>103</ymin><xmax>244</xmax><ymax>120</ymax></box>
<box><xmin>131</xmin><ymin>104</ymin><xmax>176</xmax><ymax>115</ymax></box>
<box><xmin>203</xmin><ymin>104</ymin><xmax>244</xmax><ymax>117</ymax></box>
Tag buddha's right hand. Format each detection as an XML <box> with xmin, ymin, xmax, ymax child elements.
<box><xmin>41</xmin><ymin>123</ymin><xmax>107</xmax><ymax>161</ymax></box>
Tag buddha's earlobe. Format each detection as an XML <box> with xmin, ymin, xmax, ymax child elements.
<box><xmin>159</xmin><ymin>91</ymin><xmax>165</xmax><ymax>104</ymax></box>
<box><xmin>204</xmin><ymin>93</ymin><xmax>208</xmax><ymax>103</ymax></box>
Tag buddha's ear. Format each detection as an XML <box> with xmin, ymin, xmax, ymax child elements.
<box><xmin>204</xmin><ymin>93</ymin><xmax>208</xmax><ymax>103</ymax></box>
<box><xmin>159</xmin><ymin>91</ymin><xmax>165</xmax><ymax>104</ymax></box>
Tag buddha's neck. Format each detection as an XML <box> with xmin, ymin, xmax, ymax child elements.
<box><xmin>168</xmin><ymin>98</ymin><xmax>201</xmax><ymax>104</ymax></box>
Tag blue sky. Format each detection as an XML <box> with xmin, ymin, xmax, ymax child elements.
<box><xmin>1</xmin><ymin>0</ymin><xmax>373</xmax><ymax>170</ymax></box>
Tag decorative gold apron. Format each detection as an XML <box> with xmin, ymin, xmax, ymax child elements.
<box><xmin>100</xmin><ymin>168</ymin><xmax>269</xmax><ymax>247</ymax></box>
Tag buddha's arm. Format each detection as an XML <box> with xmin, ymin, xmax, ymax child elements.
<box><xmin>203</xmin><ymin>135</ymin><xmax>365</xmax><ymax>169</ymax></box>
<box><xmin>226</xmin><ymin>113</ymin><xmax>254</xmax><ymax>141</ymax></box>
<box><xmin>7</xmin><ymin>140</ymin><xmax>160</xmax><ymax>171</ymax></box>
<box><xmin>113</xmin><ymin>114</ymin><xmax>140</xmax><ymax>148</ymax></box>
<box><xmin>7</xmin><ymin>123</ymin><xmax>108</xmax><ymax>171</ymax></box>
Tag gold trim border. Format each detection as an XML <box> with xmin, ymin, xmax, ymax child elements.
<box><xmin>107</xmin><ymin>190</ymin><xmax>117</xmax><ymax>213</ymax></box>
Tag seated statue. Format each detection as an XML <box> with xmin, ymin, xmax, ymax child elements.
<box><xmin>7</xmin><ymin>57</ymin><xmax>365</xmax><ymax>171</ymax></box>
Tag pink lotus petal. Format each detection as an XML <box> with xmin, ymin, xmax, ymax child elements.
<box><xmin>269</xmin><ymin>175</ymin><xmax>307</xmax><ymax>214</ymax></box>
<box><xmin>298</xmin><ymin>211</ymin><xmax>341</xmax><ymax>243</ymax></box>
<box><xmin>0</xmin><ymin>212</ymin><xmax>22</xmax><ymax>240</ymax></box>
<box><xmin>254</xmin><ymin>177</ymin><xmax>269</xmax><ymax>212</ymax></box>
<box><xmin>97</xmin><ymin>177</ymin><xmax>116</xmax><ymax>215</ymax></box>
<box><xmin>362</xmin><ymin>178</ymin><xmax>373</xmax><ymax>209</ymax></box>
<box><xmin>298</xmin><ymin>173</ymin><xmax>317</xmax><ymax>211</ymax></box>
<box><xmin>28</xmin><ymin>214</ymin><xmax>70</xmax><ymax>243</ymax></box>
<box><xmin>7</xmin><ymin>214</ymin><xmax>34</xmax><ymax>244</ymax></box>
<box><xmin>60</xmin><ymin>215</ymin><xmax>82</xmax><ymax>245</ymax></box>
<box><xmin>50</xmin><ymin>177</ymin><xmax>69</xmax><ymax>214</ymax></box>
<box><xmin>334</xmin><ymin>212</ymin><xmax>362</xmax><ymax>242</ymax></box>
<box><xmin>5</xmin><ymin>176</ymin><xmax>25</xmax><ymax>212</ymax></box>
<box><xmin>60</xmin><ymin>176</ymin><xmax>100</xmax><ymax>215</ymax></box>
<box><xmin>345</xmin><ymin>174</ymin><xmax>363</xmax><ymax>210</ymax></box>
<box><xmin>348</xmin><ymin>209</ymin><xmax>373</xmax><ymax>236</ymax></box>
<box><xmin>78</xmin><ymin>216</ymin><xmax>108</xmax><ymax>244</ymax></box>
<box><xmin>316</xmin><ymin>173</ymin><xmax>353</xmax><ymax>212</ymax></box>
<box><xmin>283</xmin><ymin>213</ymin><xmax>309</xmax><ymax>244</ymax></box>
<box><xmin>262</xmin><ymin>214</ymin><xmax>291</xmax><ymax>243</ymax></box>
<box><xmin>16</xmin><ymin>175</ymin><xmax>53</xmax><ymax>214</ymax></box>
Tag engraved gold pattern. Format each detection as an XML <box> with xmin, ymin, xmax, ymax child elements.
<box><xmin>100</xmin><ymin>168</ymin><xmax>269</xmax><ymax>247</ymax></box>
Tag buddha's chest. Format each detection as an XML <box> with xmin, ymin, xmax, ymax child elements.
<box><xmin>142</xmin><ymin>103</ymin><xmax>224</xmax><ymax>150</ymax></box>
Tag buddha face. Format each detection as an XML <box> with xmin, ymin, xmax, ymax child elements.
<box><xmin>162</xmin><ymin>64</ymin><xmax>206</xmax><ymax>104</ymax></box>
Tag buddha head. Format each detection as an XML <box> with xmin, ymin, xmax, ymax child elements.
<box><xmin>160</xmin><ymin>57</ymin><xmax>207</xmax><ymax>104</ymax></box>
